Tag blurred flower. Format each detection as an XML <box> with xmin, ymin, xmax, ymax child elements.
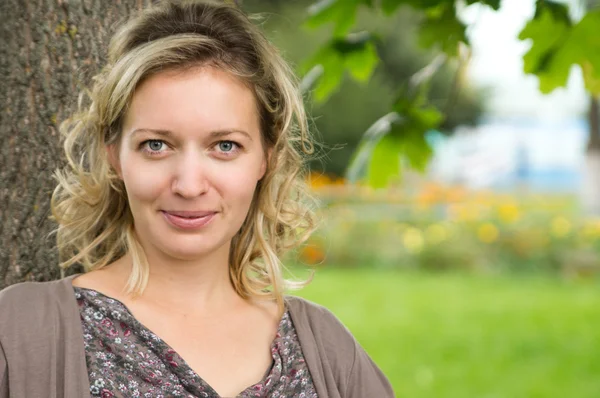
<box><xmin>551</xmin><ymin>216</ymin><xmax>571</xmax><ymax>238</ymax></box>
<box><xmin>497</xmin><ymin>203</ymin><xmax>521</xmax><ymax>224</ymax></box>
<box><xmin>300</xmin><ymin>242</ymin><xmax>326</xmax><ymax>265</ymax></box>
<box><xmin>403</xmin><ymin>227</ymin><xmax>425</xmax><ymax>254</ymax></box>
<box><xmin>302</xmin><ymin>177</ymin><xmax>598</xmax><ymax>273</ymax></box>
<box><xmin>307</xmin><ymin>173</ymin><xmax>332</xmax><ymax>190</ymax></box>
<box><xmin>332</xmin><ymin>177</ymin><xmax>346</xmax><ymax>186</ymax></box>
<box><xmin>478</xmin><ymin>223</ymin><xmax>499</xmax><ymax>244</ymax></box>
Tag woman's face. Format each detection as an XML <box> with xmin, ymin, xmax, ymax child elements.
<box><xmin>110</xmin><ymin>66</ymin><xmax>267</xmax><ymax>262</ymax></box>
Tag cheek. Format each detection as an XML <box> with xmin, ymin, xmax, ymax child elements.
<box><xmin>224</xmin><ymin>169</ymin><xmax>260</xmax><ymax>198</ymax></box>
<box><xmin>219</xmin><ymin>164</ymin><xmax>262</xmax><ymax>205</ymax></box>
<box><xmin>121</xmin><ymin>159</ymin><xmax>168</xmax><ymax>206</ymax></box>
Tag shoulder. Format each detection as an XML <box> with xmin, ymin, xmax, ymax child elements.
<box><xmin>0</xmin><ymin>276</ymin><xmax>89</xmax><ymax>395</ymax></box>
<box><xmin>285</xmin><ymin>295</ymin><xmax>351</xmax><ymax>335</ymax></box>
<box><xmin>285</xmin><ymin>295</ymin><xmax>396</xmax><ymax>397</ymax></box>
<box><xmin>0</xmin><ymin>280</ymin><xmax>55</xmax><ymax>310</ymax></box>
<box><xmin>0</xmin><ymin>277</ymin><xmax>72</xmax><ymax>305</ymax></box>
<box><xmin>0</xmin><ymin>276</ymin><xmax>78</xmax><ymax>335</ymax></box>
<box><xmin>285</xmin><ymin>295</ymin><xmax>357</xmax><ymax>363</ymax></box>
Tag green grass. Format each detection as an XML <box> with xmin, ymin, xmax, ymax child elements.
<box><xmin>292</xmin><ymin>268</ymin><xmax>600</xmax><ymax>397</ymax></box>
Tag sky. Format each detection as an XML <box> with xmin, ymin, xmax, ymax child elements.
<box><xmin>461</xmin><ymin>0</ymin><xmax>588</xmax><ymax>120</ymax></box>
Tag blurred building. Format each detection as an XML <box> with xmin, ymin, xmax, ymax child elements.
<box><xmin>428</xmin><ymin>117</ymin><xmax>586</xmax><ymax>192</ymax></box>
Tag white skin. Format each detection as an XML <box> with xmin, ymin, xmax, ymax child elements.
<box><xmin>72</xmin><ymin>66</ymin><xmax>278</xmax><ymax>396</ymax></box>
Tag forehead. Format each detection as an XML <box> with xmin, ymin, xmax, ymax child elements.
<box><xmin>123</xmin><ymin>66</ymin><xmax>261</xmax><ymax>138</ymax></box>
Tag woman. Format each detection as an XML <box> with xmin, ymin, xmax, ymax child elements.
<box><xmin>0</xmin><ymin>1</ymin><xmax>394</xmax><ymax>397</ymax></box>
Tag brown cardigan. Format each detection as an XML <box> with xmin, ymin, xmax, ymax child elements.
<box><xmin>0</xmin><ymin>275</ymin><xmax>394</xmax><ymax>397</ymax></box>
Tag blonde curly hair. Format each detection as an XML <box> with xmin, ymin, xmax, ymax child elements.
<box><xmin>51</xmin><ymin>0</ymin><xmax>317</xmax><ymax>308</ymax></box>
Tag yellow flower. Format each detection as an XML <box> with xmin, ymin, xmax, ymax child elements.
<box><xmin>478</xmin><ymin>223</ymin><xmax>499</xmax><ymax>243</ymax></box>
<box><xmin>403</xmin><ymin>227</ymin><xmax>425</xmax><ymax>254</ymax></box>
<box><xmin>551</xmin><ymin>216</ymin><xmax>571</xmax><ymax>238</ymax></box>
<box><xmin>307</xmin><ymin>173</ymin><xmax>331</xmax><ymax>190</ymax></box>
<box><xmin>497</xmin><ymin>203</ymin><xmax>520</xmax><ymax>224</ymax></box>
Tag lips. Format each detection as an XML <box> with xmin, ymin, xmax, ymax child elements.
<box><xmin>163</xmin><ymin>210</ymin><xmax>215</xmax><ymax>218</ymax></box>
<box><xmin>161</xmin><ymin>210</ymin><xmax>217</xmax><ymax>230</ymax></box>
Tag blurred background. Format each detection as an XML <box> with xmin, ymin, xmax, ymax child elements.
<box><xmin>240</xmin><ymin>0</ymin><xmax>600</xmax><ymax>396</ymax></box>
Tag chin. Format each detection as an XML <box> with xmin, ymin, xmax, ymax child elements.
<box><xmin>158</xmin><ymin>238</ymin><xmax>229</xmax><ymax>260</ymax></box>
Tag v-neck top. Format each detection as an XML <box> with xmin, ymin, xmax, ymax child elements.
<box><xmin>74</xmin><ymin>287</ymin><xmax>318</xmax><ymax>398</ymax></box>
<box><xmin>0</xmin><ymin>276</ymin><xmax>395</xmax><ymax>397</ymax></box>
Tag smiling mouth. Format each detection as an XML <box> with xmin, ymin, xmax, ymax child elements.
<box><xmin>162</xmin><ymin>210</ymin><xmax>216</xmax><ymax>217</ymax></box>
<box><xmin>161</xmin><ymin>211</ymin><xmax>217</xmax><ymax>229</ymax></box>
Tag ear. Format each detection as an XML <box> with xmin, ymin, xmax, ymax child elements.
<box><xmin>106</xmin><ymin>144</ymin><xmax>122</xmax><ymax>179</ymax></box>
<box><xmin>259</xmin><ymin>148</ymin><xmax>272</xmax><ymax>180</ymax></box>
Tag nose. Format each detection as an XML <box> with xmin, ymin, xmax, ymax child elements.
<box><xmin>171</xmin><ymin>152</ymin><xmax>210</xmax><ymax>198</ymax></box>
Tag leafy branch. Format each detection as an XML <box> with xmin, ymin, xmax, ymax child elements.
<box><xmin>302</xmin><ymin>0</ymin><xmax>600</xmax><ymax>187</ymax></box>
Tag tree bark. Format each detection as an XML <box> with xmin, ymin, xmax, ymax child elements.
<box><xmin>582</xmin><ymin>95</ymin><xmax>600</xmax><ymax>215</ymax></box>
<box><xmin>0</xmin><ymin>0</ymin><xmax>154</xmax><ymax>289</ymax></box>
<box><xmin>586</xmin><ymin>96</ymin><xmax>600</xmax><ymax>151</ymax></box>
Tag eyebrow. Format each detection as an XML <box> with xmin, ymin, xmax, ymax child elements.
<box><xmin>129</xmin><ymin>128</ymin><xmax>253</xmax><ymax>141</ymax></box>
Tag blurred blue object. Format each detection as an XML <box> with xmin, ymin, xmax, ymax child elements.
<box><xmin>428</xmin><ymin>117</ymin><xmax>586</xmax><ymax>192</ymax></box>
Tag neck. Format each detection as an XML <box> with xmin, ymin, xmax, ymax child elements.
<box><xmin>113</xmin><ymin>242</ymin><xmax>241</xmax><ymax>315</ymax></box>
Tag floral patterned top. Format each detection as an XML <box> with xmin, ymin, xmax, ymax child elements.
<box><xmin>74</xmin><ymin>287</ymin><xmax>318</xmax><ymax>398</ymax></box>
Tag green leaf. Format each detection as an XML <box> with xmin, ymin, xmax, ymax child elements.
<box><xmin>345</xmin><ymin>112</ymin><xmax>401</xmax><ymax>184</ymax></box>
<box><xmin>402</xmin><ymin>0</ymin><xmax>500</xmax><ymax>12</ymax></box>
<box><xmin>412</xmin><ymin>105</ymin><xmax>444</xmax><ymax>128</ymax></box>
<box><xmin>393</xmin><ymin>125</ymin><xmax>434</xmax><ymax>172</ymax></box>
<box><xmin>380</xmin><ymin>0</ymin><xmax>405</xmax><ymax>15</ymax></box>
<box><xmin>464</xmin><ymin>0</ymin><xmax>501</xmax><ymax>10</ymax></box>
<box><xmin>417</xmin><ymin>4</ymin><xmax>468</xmax><ymax>56</ymax></box>
<box><xmin>392</xmin><ymin>95</ymin><xmax>440</xmax><ymax>173</ymax></box>
<box><xmin>364</xmin><ymin>96</ymin><xmax>440</xmax><ymax>188</ymax></box>
<box><xmin>303</xmin><ymin>34</ymin><xmax>380</xmax><ymax>101</ymax></box>
<box><xmin>305</xmin><ymin>0</ymin><xmax>369</xmax><ymax>37</ymax></box>
<box><xmin>532</xmin><ymin>0</ymin><xmax>571</xmax><ymax>25</ymax></box>
<box><xmin>343</xmin><ymin>40</ymin><xmax>379</xmax><ymax>81</ymax></box>
<box><xmin>518</xmin><ymin>5</ymin><xmax>600</xmax><ymax>94</ymax></box>
<box><xmin>518</xmin><ymin>6</ymin><xmax>572</xmax><ymax>93</ymax></box>
<box><xmin>519</xmin><ymin>8</ymin><xmax>569</xmax><ymax>74</ymax></box>
<box><xmin>366</xmin><ymin>117</ymin><xmax>435</xmax><ymax>188</ymax></box>
<box><xmin>403</xmin><ymin>0</ymin><xmax>454</xmax><ymax>10</ymax></box>
<box><xmin>567</xmin><ymin>10</ymin><xmax>600</xmax><ymax>94</ymax></box>
<box><xmin>368</xmin><ymin>133</ymin><xmax>402</xmax><ymax>188</ymax></box>
<box><xmin>303</xmin><ymin>45</ymin><xmax>345</xmax><ymax>101</ymax></box>
<box><xmin>299</xmin><ymin>65</ymin><xmax>325</xmax><ymax>94</ymax></box>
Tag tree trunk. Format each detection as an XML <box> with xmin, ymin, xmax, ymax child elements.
<box><xmin>582</xmin><ymin>96</ymin><xmax>600</xmax><ymax>215</ymax></box>
<box><xmin>0</xmin><ymin>0</ymin><xmax>155</xmax><ymax>290</ymax></box>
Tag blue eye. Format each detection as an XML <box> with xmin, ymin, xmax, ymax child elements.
<box><xmin>148</xmin><ymin>140</ymin><xmax>164</xmax><ymax>151</ymax></box>
<box><xmin>218</xmin><ymin>141</ymin><xmax>236</xmax><ymax>152</ymax></box>
<box><xmin>140</xmin><ymin>139</ymin><xmax>167</xmax><ymax>156</ymax></box>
